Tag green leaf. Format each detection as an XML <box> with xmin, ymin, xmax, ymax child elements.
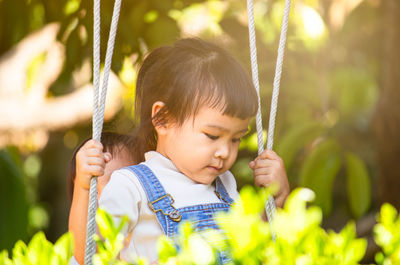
<box><xmin>379</xmin><ymin>203</ymin><xmax>398</xmax><ymax>226</ymax></box>
<box><xmin>329</xmin><ymin>67</ymin><xmax>378</xmax><ymax>117</ymax></box>
<box><xmin>187</xmin><ymin>233</ymin><xmax>215</xmax><ymax>265</ymax></box>
<box><xmin>12</xmin><ymin>240</ymin><xmax>28</xmax><ymax>264</ymax></box>
<box><xmin>0</xmin><ymin>250</ymin><xmax>12</xmax><ymax>265</ymax></box>
<box><xmin>64</xmin><ymin>0</ymin><xmax>81</xmax><ymax>15</ymax></box>
<box><xmin>157</xmin><ymin>236</ymin><xmax>177</xmax><ymax>263</ymax></box>
<box><xmin>273</xmin><ymin>188</ymin><xmax>323</xmax><ymax>245</ymax></box>
<box><xmin>96</xmin><ymin>208</ymin><xmax>117</xmax><ymax>240</ymax></box>
<box><xmin>26</xmin><ymin>231</ymin><xmax>53</xmax><ymax>264</ymax></box>
<box><xmin>374</xmin><ymin>203</ymin><xmax>400</xmax><ymax>264</ymax></box>
<box><xmin>53</xmin><ymin>232</ymin><xmax>74</xmax><ymax>264</ymax></box>
<box><xmin>299</xmin><ymin>139</ymin><xmax>342</xmax><ymax>216</ymax></box>
<box><xmin>345</xmin><ymin>152</ymin><xmax>371</xmax><ymax>219</ymax></box>
<box><xmin>276</xmin><ymin>121</ymin><xmax>324</xmax><ymax>170</ymax></box>
<box><xmin>94</xmin><ymin>209</ymin><xmax>129</xmax><ymax>265</ymax></box>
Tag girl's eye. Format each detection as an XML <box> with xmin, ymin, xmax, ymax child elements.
<box><xmin>232</xmin><ymin>138</ymin><xmax>241</xmax><ymax>143</ymax></box>
<box><xmin>205</xmin><ymin>133</ymin><xmax>219</xmax><ymax>140</ymax></box>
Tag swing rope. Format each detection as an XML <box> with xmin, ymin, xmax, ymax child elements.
<box><xmin>84</xmin><ymin>0</ymin><xmax>122</xmax><ymax>264</ymax></box>
<box><xmin>246</xmin><ymin>0</ymin><xmax>292</xmax><ymax>238</ymax></box>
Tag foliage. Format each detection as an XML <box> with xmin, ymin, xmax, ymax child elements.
<box><xmin>298</xmin><ymin>138</ymin><xmax>342</xmax><ymax>216</ymax></box>
<box><xmin>93</xmin><ymin>187</ymin><xmax>368</xmax><ymax>265</ymax></box>
<box><xmin>0</xmin><ymin>232</ymin><xmax>73</xmax><ymax>265</ymax></box>
<box><xmin>0</xmin><ymin>149</ymin><xmax>29</xmax><ymax>252</ymax></box>
<box><xmin>232</xmin><ymin>0</ymin><xmax>379</xmax><ymax>219</ymax></box>
<box><xmin>3</xmin><ymin>187</ymin><xmax>400</xmax><ymax>264</ymax></box>
<box><xmin>374</xmin><ymin>203</ymin><xmax>400</xmax><ymax>265</ymax></box>
<box><xmin>92</xmin><ymin>209</ymin><xmax>146</xmax><ymax>265</ymax></box>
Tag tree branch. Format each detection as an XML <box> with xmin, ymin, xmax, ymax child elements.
<box><xmin>0</xmin><ymin>23</ymin><xmax>126</xmax><ymax>150</ymax></box>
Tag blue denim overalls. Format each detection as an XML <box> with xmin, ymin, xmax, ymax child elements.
<box><xmin>127</xmin><ymin>164</ymin><xmax>234</xmax><ymax>237</ymax></box>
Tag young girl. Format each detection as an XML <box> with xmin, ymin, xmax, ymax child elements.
<box><xmin>68</xmin><ymin>132</ymin><xmax>137</xmax><ymax>264</ymax></box>
<box><xmin>97</xmin><ymin>38</ymin><xmax>290</xmax><ymax>263</ymax></box>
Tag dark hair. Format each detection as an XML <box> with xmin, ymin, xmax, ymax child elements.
<box><xmin>67</xmin><ymin>132</ymin><xmax>135</xmax><ymax>202</ymax></box>
<box><xmin>133</xmin><ymin>38</ymin><xmax>258</xmax><ymax>159</ymax></box>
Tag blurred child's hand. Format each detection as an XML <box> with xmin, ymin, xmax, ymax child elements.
<box><xmin>249</xmin><ymin>150</ymin><xmax>290</xmax><ymax>208</ymax></box>
<box><xmin>75</xmin><ymin>139</ymin><xmax>112</xmax><ymax>190</ymax></box>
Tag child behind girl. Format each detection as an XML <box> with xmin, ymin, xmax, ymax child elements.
<box><xmin>68</xmin><ymin>132</ymin><xmax>137</xmax><ymax>264</ymax></box>
<box><xmin>97</xmin><ymin>38</ymin><xmax>290</xmax><ymax>263</ymax></box>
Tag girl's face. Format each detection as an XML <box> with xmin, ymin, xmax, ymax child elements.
<box><xmin>156</xmin><ymin>104</ymin><xmax>251</xmax><ymax>185</ymax></box>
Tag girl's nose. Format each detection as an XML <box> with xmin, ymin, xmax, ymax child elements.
<box><xmin>215</xmin><ymin>143</ymin><xmax>230</xmax><ymax>159</ymax></box>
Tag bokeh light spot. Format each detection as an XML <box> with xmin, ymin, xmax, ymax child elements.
<box><xmin>23</xmin><ymin>154</ymin><xmax>41</xmax><ymax>178</ymax></box>
<box><xmin>64</xmin><ymin>130</ymin><xmax>79</xmax><ymax>149</ymax></box>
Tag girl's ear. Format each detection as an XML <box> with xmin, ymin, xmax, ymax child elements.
<box><xmin>152</xmin><ymin>101</ymin><xmax>167</xmax><ymax>135</ymax></box>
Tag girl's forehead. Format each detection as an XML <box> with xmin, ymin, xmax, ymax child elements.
<box><xmin>192</xmin><ymin>105</ymin><xmax>251</xmax><ymax>130</ymax></box>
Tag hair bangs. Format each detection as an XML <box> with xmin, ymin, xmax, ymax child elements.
<box><xmin>192</xmin><ymin>54</ymin><xmax>258</xmax><ymax>120</ymax></box>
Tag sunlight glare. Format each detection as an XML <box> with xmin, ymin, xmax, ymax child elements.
<box><xmin>301</xmin><ymin>6</ymin><xmax>325</xmax><ymax>39</ymax></box>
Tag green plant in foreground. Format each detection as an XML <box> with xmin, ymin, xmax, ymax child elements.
<box><xmin>4</xmin><ymin>187</ymin><xmax>400</xmax><ymax>265</ymax></box>
<box><xmin>92</xmin><ymin>209</ymin><xmax>147</xmax><ymax>265</ymax></box>
<box><xmin>96</xmin><ymin>187</ymin><xmax>366</xmax><ymax>265</ymax></box>
<box><xmin>374</xmin><ymin>203</ymin><xmax>400</xmax><ymax>265</ymax></box>
<box><xmin>0</xmin><ymin>232</ymin><xmax>73</xmax><ymax>265</ymax></box>
<box><xmin>154</xmin><ymin>187</ymin><xmax>367</xmax><ymax>265</ymax></box>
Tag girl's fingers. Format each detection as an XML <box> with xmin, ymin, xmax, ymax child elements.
<box><xmin>84</xmin><ymin>139</ymin><xmax>104</xmax><ymax>150</ymax></box>
<box><xmin>258</xmin><ymin>149</ymin><xmax>281</xmax><ymax>160</ymax></box>
<box><xmin>251</xmin><ymin>151</ymin><xmax>284</xmax><ymax>167</ymax></box>
<box><xmin>79</xmin><ymin>161</ymin><xmax>105</xmax><ymax>175</ymax></box>
<box><xmin>250</xmin><ymin>159</ymin><xmax>280</xmax><ymax>170</ymax></box>
<box><xmin>255</xmin><ymin>176</ymin><xmax>287</xmax><ymax>207</ymax></box>
<box><xmin>249</xmin><ymin>160</ymin><xmax>255</xmax><ymax>169</ymax></box>
<box><xmin>254</xmin><ymin>174</ymin><xmax>274</xmax><ymax>187</ymax></box>
<box><xmin>76</xmin><ymin>149</ymin><xmax>102</xmax><ymax>165</ymax></box>
<box><xmin>76</xmin><ymin>168</ymin><xmax>107</xmax><ymax>189</ymax></box>
<box><xmin>86</xmin><ymin>156</ymin><xmax>106</xmax><ymax>166</ymax></box>
<box><xmin>253</xmin><ymin>150</ymin><xmax>283</xmax><ymax>164</ymax></box>
<box><xmin>85</xmin><ymin>165</ymin><xmax>105</xmax><ymax>176</ymax></box>
<box><xmin>253</xmin><ymin>167</ymin><xmax>273</xmax><ymax>176</ymax></box>
<box><xmin>84</xmin><ymin>148</ymin><xmax>104</xmax><ymax>157</ymax></box>
<box><xmin>77</xmin><ymin>149</ymin><xmax>109</xmax><ymax>165</ymax></box>
<box><xmin>275</xmin><ymin>193</ymin><xmax>287</xmax><ymax>208</ymax></box>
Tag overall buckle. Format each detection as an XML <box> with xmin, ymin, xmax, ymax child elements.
<box><xmin>148</xmin><ymin>194</ymin><xmax>182</xmax><ymax>222</ymax></box>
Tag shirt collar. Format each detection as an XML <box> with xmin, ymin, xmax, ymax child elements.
<box><xmin>144</xmin><ymin>151</ymin><xmax>179</xmax><ymax>172</ymax></box>
<box><xmin>144</xmin><ymin>151</ymin><xmax>210</xmax><ymax>186</ymax></box>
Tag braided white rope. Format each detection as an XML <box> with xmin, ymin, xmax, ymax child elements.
<box><xmin>246</xmin><ymin>0</ymin><xmax>291</xmax><ymax>239</ymax></box>
<box><xmin>84</xmin><ymin>0</ymin><xmax>122</xmax><ymax>264</ymax></box>
<box><xmin>267</xmin><ymin>0</ymin><xmax>291</xmax><ymax>151</ymax></box>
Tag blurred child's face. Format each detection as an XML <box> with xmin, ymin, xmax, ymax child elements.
<box><xmin>97</xmin><ymin>146</ymin><xmax>132</xmax><ymax>196</ymax></box>
<box><xmin>157</xmin><ymin>105</ymin><xmax>250</xmax><ymax>185</ymax></box>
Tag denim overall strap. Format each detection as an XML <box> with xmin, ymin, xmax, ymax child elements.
<box><xmin>127</xmin><ymin>164</ymin><xmax>181</xmax><ymax>235</ymax></box>
<box><xmin>215</xmin><ymin>177</ymin><xmax>234</xmax><ymax>205</ymax></box>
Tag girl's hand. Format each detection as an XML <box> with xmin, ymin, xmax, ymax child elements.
<box><xmin>75</xmin><ymin>139</ymin><xmax>112</xmax><ymax>190</ymax></box>
<box><xmin>249</xmin><ymin>150</ymin><xmax>290</xmax><ymax>208</ymax></box>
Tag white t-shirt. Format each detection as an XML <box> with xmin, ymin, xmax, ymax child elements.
<box><xmin>98</xmin><ymin>151</ymin><xmax>239</xmax><ymax>263</ymax></box>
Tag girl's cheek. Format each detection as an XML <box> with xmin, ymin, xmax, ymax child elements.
<box><xmin>232</xmin><ymin>146</ymin><xmax>240</xmax><ymax>160</ymax></box>
<box><xmin>231</xmin><ymin>142</ymin><xmax>240</xmax><ymax>154</ymax></box>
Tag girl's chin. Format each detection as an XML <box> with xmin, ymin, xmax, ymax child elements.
<box><xmin>187</xmin><ymin>173</ymin><xmax>217</xmax><ymax>185</ymax></box>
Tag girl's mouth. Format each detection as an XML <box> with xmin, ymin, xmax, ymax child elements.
<box><xmin>207</xmin><ymin>166</ymin><xmax>222</xmax><ymax>172</ymax></box>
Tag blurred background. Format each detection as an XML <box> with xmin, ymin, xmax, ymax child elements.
<box><xmin>0</xmin><ymin>0</ymin><xmax>398</xmax><ymax>262</ymax></box>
